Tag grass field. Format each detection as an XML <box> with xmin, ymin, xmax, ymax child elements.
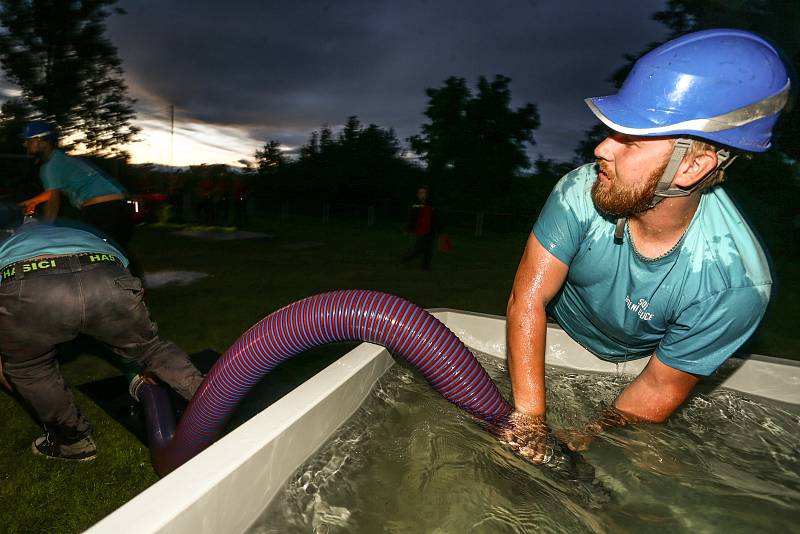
<box><xmin>1</xmin><ymin>212</ymin><xmax>797</xmax><ymax>533</ymax></box>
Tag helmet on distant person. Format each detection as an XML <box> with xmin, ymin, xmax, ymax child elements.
<box><xmin>21</xmin><ymin>120</ymin><xmax>58</xmax><ymax>141</ymax></box>
<box><xmin>586</xmin><ymin>28</ymin><xmax>790</xmax><ymax>153</ymax></box>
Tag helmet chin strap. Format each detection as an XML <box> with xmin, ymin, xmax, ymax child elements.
<box><xmin>613</xmin><ymin>138</ymin><xmax>738</xmax><ymax>243</ymax></box>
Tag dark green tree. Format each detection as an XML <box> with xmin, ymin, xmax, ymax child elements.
<box><xmin>0</xmin><ymin>97</ymin><xmax>32</xmax><ymax>154</ymax></box>
<box><xmin>319</xmin><ymin>124</ymin><xmax>334</xmax><ymax>150</ymax></box>
<box><xmin>254</xmin><ymin>140</ymin><xmax>285</xmax><ymax>175</ymax></box>
<box><xmin>409</xmin><ymin>75</ymin><xmax>540</xmax><ymax>207</ymax></box>
<box><xmin>0</xmin><ymin>97</ymin><xmax>36</xmax><ymax>200</ymax></box>
<box><xmin>0</xmin><ymin>0</ymin><xmax>139</xmax><ymax>156</ymax></box>
<box><xmin>300</xmin><ymin>131</ymin><xmax>320</xmax><ymax>160</ymax></box>
<box><xmin>409</xmin><ymin>77</ymin><xmax>470</xmax><ymax>178</ymax></box>
<box><xmin>533</xmin><ymin>155</ymin><xmax>574</xmax><ymax>184</ymax></box>
<box><xmin>339</xmin><ymin>115</ymin><xmax>362</xmax><ymax>146</ymax></box>
<box><xmin>283</xmin><ymin>116</ymin><xmax>415</xmax><ymax>206</ymax></box>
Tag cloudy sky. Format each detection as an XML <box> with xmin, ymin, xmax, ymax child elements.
<box><xmin>102</xmin><ymin>0</ymin><xmax>669</xmax><ymax>166</ymax></box>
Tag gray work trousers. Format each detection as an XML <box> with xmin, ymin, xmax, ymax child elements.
<box><xmin>0</xmin><ymin>256</ymin><xmax>203</xmax><ymax>444</ymax></box>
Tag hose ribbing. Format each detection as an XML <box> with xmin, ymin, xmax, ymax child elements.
<box><xmin>149</xmin><ymin>290</ymin><xmax>513</xmax><ymax>475</ymax></box>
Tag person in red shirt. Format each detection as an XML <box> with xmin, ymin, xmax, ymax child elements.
<box><xmin>403</xmin><ymin>186</ymin><xmax>439</xmax><ymax>269</ymax></box>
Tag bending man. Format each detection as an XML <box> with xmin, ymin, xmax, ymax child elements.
<box><xmin>21</xmin><ymin>121</ymin><xmax>134</xmax><ymax>258</ymax></box>
<box><xmin>505</xmin><ymin>29</ymin><xmax>790</xmax><ymax>459</ymax></box>
<box><xmin>0</xmin><ymin>206</ymin><xmax>204</xmax><ymax>461</ymax></box>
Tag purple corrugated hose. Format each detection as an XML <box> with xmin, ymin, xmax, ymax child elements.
<box><xmin>140</xmin><ymin>290</ymin><xmax>514</xmax><ymax>476</ymax></box>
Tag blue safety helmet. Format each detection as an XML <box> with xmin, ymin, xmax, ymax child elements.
<box><xmin>21</xmin><ymin>120</ymin><xmax>58</xmax><ymax>141</ymax></box>
<box><xmin>585</xmin><ymin>29</ymin><xmax>791</xmax><ymax>152</ymax></box>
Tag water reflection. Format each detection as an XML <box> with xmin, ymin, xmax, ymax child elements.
<box><xmin>250</xmin><ymin>354</ymin><xmax>800</xmax><ymax>533</ymax></box>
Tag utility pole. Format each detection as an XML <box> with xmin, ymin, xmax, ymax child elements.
<box><xmin>170</xmin><ymin>104</ymin><xmax>174</xmax><ymax>168</ymax></box>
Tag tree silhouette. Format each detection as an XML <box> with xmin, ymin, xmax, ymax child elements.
<box><xmin>0</xmin><ymin>97</ymin><xmax>32</xmax><ymax>154</ymax></box>
<box><xmin>409</xmin><ymin>75</ymin><xmax>540</xmax><ymax>208</ymax></box>
<box><xmin>295</xmin><ymin>116</ymin><xmax>409</xmax><ymax>204</ymax></box>
<box><xmin>254</xmin><ymin>140</ymin><xmax>285</xmax><ymax>175</ymax></box>
<box><xmin>0</xmin><ymin>0</ymin><xmax>139</xmax><ymax>156</ymax></box>
<box><xmin>257</xmin><ymin>116</ymin><xmax>419</xmax><ymax>210</ymax></box>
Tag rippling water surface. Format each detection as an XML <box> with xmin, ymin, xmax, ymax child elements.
<box><xmin>248</xmin><ymin>354</ymin><xmax>800</xmax><ymax>533</ymax></box>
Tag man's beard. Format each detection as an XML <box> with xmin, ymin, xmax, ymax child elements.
<box><xmin>591</xmin><ymin>160</ymin><xmax>667</xmax><ymax>216</ymax></box>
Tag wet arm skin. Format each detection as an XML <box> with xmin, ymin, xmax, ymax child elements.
<box><xmin>21</xmin><ymin>190</ymin><xmax>55</xmax><ymax>216</ymax></box>
<box><xmin>506</xmin><ymin>233</ymin><xmax>569</xmax><ymax>418</ymax></box>
<box><xmin>616</xmin><ymin>354</ymin><xmax>699</xmax><ymax>421</ymax></box>
<box><xmin>42</xmin><ymin>189</ymin><xmax>61</xmax><ymax>221</ymax></box>
<box><xmin>560</xmin><ymin>354</ymin><xmax>700</xmax><ymax>450</ymax></box>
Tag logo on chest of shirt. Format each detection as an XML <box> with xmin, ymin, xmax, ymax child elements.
<box><xmin>625</xmin><ymin>295</ymin><xmax>654</xmax><ymax>321</ymax></box>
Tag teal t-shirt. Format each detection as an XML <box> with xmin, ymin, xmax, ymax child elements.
<box><xmin>0</xmin><ymin>221</ymin><xmax>128</xmax><ymax>271</ymax></box>
<box><xmin>533</xmin><ymin>164</ymin><xmax>771</xmax><ymax>376</ymax></box>
<box><xmin>40</xmin><ymin>149</ymin><xmax>126</xmax><ymax>208</ymax></box>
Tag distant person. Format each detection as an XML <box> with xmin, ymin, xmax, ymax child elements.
<box><xmin>233</xmin><ymin>177</ymin><xmax>250</xmax><ymax>227</ymax></box>
<box><xmin>167</xmin><ymin>173</ymin><xmax>187</xmax><ymax>223</ymax></box>
<box><xmin>0</xmin><ymin>205</ymin><xmax>205</xmax><ymax>461</ymax></box>
<box><xmin>20</xmin><ymin>121</ymin><xmax>134</xmax><ymax>255</ymax></box>
<box><xmin>402</xmin><ymin>185</ymin><xmax>440</xmax><ymax>270</ymax></box>
<box><xmin>504</xmin><ymin>29</ymin><xmax>790</xmax><ymax>462</ymax></box>
<box><xmin>214</xmin><ymin>176</ymin><xmax>231</xmax><ymax>226</ymax></box>
<box><xmin>195</xmin><ymin>176</ymin><xmax>214</xmax><ymax>225</ymax></box>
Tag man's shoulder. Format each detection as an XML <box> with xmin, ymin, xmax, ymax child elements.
<box><xmin>50</xmin><ymin>149</ymin><xmax>93</xmax><ymax>170</ymax></box>
<box><xmin>40</xmin><ymin>150</ymin><xmax>62</xmax><ymax>176</ymax></box>
<box><xmin>48</xmin><ymin>149</ymin><xmax>69</xmax><ymax>164</ymax></box>
<box><xmin>555</xmin><ymin>163</ymin><xmax>596</xmax><ymax>189</ymax></box>
<box><xmin>691</xmin><ymin>187</ymin><xmax>771</xmax><ymax>288</ymax></box>
<box><xmin>43</xmin><ymin>149</ymin><xmax>75</xmax><ymax>172</ymax></box>
<box><xmin>532</xmin><ymin>163</ymin><xmax>608</xmax><ymax>263</ymax></box>
<box><xmin>697</xmin><ymin>187</ymin><xmax>761</xmax><ymax>246</ymax></box>
<box><xmin>545</xmin><ymin>163</ymin><xmax>595</xmax><ymax>207</ymax></box>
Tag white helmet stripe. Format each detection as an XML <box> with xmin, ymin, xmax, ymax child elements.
<box><xmin>586</xmin><ymin>80</ymin><xmax>790</xmax><ymax>136</ymax></box>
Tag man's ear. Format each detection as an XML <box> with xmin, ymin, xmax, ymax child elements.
<box><xmin>673</xmin><ymin>149</ymin><xmax>718</xmax><ymax>188</ymax></box>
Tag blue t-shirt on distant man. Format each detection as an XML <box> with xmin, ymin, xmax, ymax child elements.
<box><xmin>40</xmin><ymin>149</ymin><xmax>127</xmax><ymax>209</ymax></box>
<box><xmin>0</xmin><ymin>221</ymin><xmax>128</xmax><ymax>272</ymax></box>
<box><xmin>532</xmin><ymin>164</ymin><xmax>771</xmax><ymax>376</ymax></box>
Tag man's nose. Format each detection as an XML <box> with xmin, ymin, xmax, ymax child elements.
<box><xmin>594</xmin><ymin>136</ymin><xmax>614</xmax><ymax>161</ymax></box>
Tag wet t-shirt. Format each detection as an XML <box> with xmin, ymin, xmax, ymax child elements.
<box><xmin>40</xmin><ymin>149</ymin><xmax>127</xmax><ymax>208</ymax></box>
<box><xmin>532</xmin><ymin>164</ymin><xmax>771</xmax><ymax>376</ymax></box>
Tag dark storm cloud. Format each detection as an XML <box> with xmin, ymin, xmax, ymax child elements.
<box><xmin>108</xmin><ymin>0</ymin><xmax>668</xmax><ymax>161</ymax></box>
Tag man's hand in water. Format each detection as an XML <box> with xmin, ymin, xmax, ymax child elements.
<box><xmin>554</xmin><ymin>428</ymin><xmax>596</xmax><ymax>452</ymax></box>
<box><xmin>499</xmin><ymin>411</ymin><xmax>554</xmax><ymax>463</ymax></box>
<box><xmin>556</xmin><ymin>407</ymin><xmax>640</xmax><ymax>452</ymax></box>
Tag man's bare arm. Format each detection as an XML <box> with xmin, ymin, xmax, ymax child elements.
<box><xmin>506</xmin><ymin>234</ymin><xmax>569</xmax><ymax>417</ymax></box>
<box><xmin>42</xmin><ymin>189</ymin><xmax>61</xmax><ymax>221</ymax></box>
<box><xmin>615</xmin><ymin>353</ymin><xmax>699</xmax><ymax>422</ymax></box>
<box><xmin>559</xmin><ymin>354</ymin><xmax>700</xmax><ymax>450</ymax></box>
<box><xmin>21</xmin><ymin>190</ymin><xmax>55</xmax><ymax>216</ymax></box>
